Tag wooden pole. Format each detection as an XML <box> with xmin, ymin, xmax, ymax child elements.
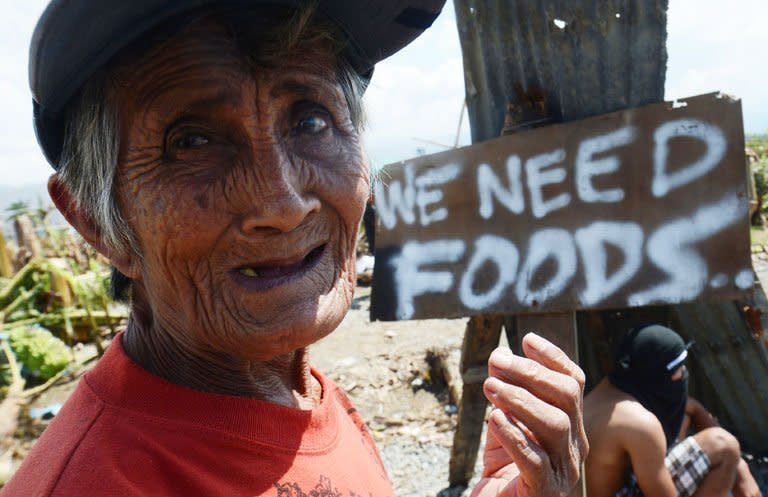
<box><xmin>447</xmin><ymin>315</ymin><xmax>503</xmax><ymax>488</ymax></box>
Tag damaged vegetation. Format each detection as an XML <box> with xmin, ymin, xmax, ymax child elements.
<box><xmin>0</xmin><ymin>203</ymin><xmax>128</xmax><ymax>483</ymax></box>
<box><xmin>748</xmin><ymin>134</ymin><xmax>768</xmax><ymax>232</ymax></box>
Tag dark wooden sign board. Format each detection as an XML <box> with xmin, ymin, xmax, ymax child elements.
<box><xmin>371</xmin><ymin>93</ymin><xmax>750</xmax><ymax>322</ymax></box>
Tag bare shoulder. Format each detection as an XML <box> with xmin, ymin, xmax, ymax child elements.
<box><xmin>584</xmin><ymin>382</ymin><xmax>663</xmax><ymax>497</ymax></box>
<box><xmin>584</xmin><ymin>380</ymin><xmax>673</xmax><ymax>497</ymax></box>
<box><xmin>610</xmin><ymin>397</ymin><xmax>665</xmax><ymax>444</ymax></box>
<box><xmin>585</xmin><ymin>381</ymin><xmax>664</xmax><ymax>441</ymax></box>
<box><xmin>613</xmin><ymin>396</ymin><xmax>661</xmax><ymax>429</ymax></box>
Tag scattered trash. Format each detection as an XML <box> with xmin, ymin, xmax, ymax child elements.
<box><xmin>355</xmin><ymin>255</ymin><xmax>375</xmax><ymax>285</ymax></box>
<box><xmin>335</xmin><ymin>357</ymin><xmax>357</xmax><ymax>368</ymax></box>
<box><xmin>29</xmin><ymin>403</ymin><xmax>62</xmax><ymax>421</ymax></box>
<box><xmin>343</xmin><ymin>382</ymin><xmax>359</xmax><ymax>393</ymax></box>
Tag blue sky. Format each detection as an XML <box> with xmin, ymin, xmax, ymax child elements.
<box><xmin>2</xmin><ymin>1</ymin><xmax>767</xmax><ymax>186</ymax></box>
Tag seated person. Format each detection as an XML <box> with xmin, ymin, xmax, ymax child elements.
<box><xmin>676</xmin><ymin>397</ymin><xmax>761</xmax><ymax>496</ymax></box>
<box><xmin>584</xmin><ymin>324</ymin><xmax>762</xmax><ymax>497</ymax></box>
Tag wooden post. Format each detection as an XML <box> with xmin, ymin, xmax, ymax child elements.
<box><xmin>516</xmin><ymin>313</ymin><xmax>577</xmax><ymax>362</ymax></box>
<box><xmin>448</xmin><ymin>315</ymin><xmax>503</xmax><ymax>488</ymax></box>
<box><xmin>448</xmin><ymin>312</ymin><xmax>583</xmax><ymax>493</ymax></box>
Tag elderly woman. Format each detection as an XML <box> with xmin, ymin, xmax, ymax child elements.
<box><xmin>4</xmin><ymin>1</ymin><xmax>587</xmax><ymax>496</ymax></box>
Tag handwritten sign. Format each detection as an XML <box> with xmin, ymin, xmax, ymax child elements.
<box><xmin>371</xmin><ymin>93</ymin><xmax>751</xmax><ymax>321</ymax></box>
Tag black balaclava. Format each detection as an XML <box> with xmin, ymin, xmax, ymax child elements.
<box><xmin>609</xmin><ymin>324</ymin><xmax>690</xmax><ymax>448</ymax></box>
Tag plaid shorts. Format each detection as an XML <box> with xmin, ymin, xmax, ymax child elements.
<box><xmin>614</xmin><ymin>436</ymin><xmax>711</xmax><ymax>497</ymax></box>
<box><xmin>666</xmin><ymin>436</ymin><xmax>711</xmax><ymax>497</ymax></box>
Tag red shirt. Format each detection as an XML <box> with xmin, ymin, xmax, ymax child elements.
<box><xmin>2</xmin><ymin>335</ymin><xmax>394</xmax><ymax>497</ymax></box>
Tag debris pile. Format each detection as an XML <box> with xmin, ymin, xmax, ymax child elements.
<box><xmin>0</xmin><ymin>205</ymin><xmax>128</xmax><ymax>484</ymax></box>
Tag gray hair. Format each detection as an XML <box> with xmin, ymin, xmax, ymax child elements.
<box><xmin>58</xmin><ymin>72</ymin><xmax>137</xmax><ymax>255</ymax></box>
<box><xmin>56</xmin><ymin>5</ymin><xmax>367</xmax><ymax>266</ymax></box>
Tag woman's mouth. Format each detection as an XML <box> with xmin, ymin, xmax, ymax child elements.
<box><xmin>230</xmin><ymin>244</ymin><xmax>327</xmax><ymax>291</ymax></box>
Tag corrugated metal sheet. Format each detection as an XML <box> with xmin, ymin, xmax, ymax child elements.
<box><xmin>454</xmin><ymin>0</ymin><xmax>668</xmax><ymax>139</ymax></box>
<box><xmin>578</xmin><ymin>302</ymin><xmax>768</xmax><ymax>453</ymax></box>
<box><xmin>671</xmin><ymin>301</ymin><xmax>768</xmax><ymax>453</ymax></box>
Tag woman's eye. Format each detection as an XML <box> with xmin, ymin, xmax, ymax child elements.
<box><xmin>295</xmin><ymin>114</ymin><xmax>329</xmax><ymax>136</ymax></box>
<box><xmin>173</xmin><ymin>133</ymin><xmax>209</xmax><ymax>149</ymax></box>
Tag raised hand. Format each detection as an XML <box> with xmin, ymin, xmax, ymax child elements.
<box><xmin>470</xmin><ymin>333</ymin><xmax>588</xmax><ymax>497</ymax></box>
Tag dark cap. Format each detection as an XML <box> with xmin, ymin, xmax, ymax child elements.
<box><xmin>29</xmin><ymin>0</ymin><xmax>445</xmax><ymax>169</ymax></box>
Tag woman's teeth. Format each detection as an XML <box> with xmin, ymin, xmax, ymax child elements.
<box><xmin>239</xmin><ymin>268</ymin><xmax>259</xmax><ymax>277</ymax></box>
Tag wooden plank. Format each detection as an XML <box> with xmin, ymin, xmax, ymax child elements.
<box><xmin>48</xmin><ymin>258</ymin><xmax>73</xmax><ymax>308</ymax></box>
<box><xmin>446</xmin><ymin>93</ymin><xmax>588</xmax><ymax>494</ymax></box>
<box><xmin>447</xmin><ymin>315</ymin><xmax>503</xmax><ymax>487</ymax></box>
<box><xmin>516</xmin><ymin>312</ymin><xmax>578</xmax><ymax>360</ymax></box>
<box><xmin>371</xmin><ymin>94</ymin><xmax>751</xmax><ymax>322</ymax></box>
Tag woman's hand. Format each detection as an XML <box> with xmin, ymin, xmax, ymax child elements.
<box><xmin>470</xmin><ymin>333</ymin><xmax>588</xmax><ymax>497</ymax></box>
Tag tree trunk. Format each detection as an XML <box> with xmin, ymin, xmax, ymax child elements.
<box><xmin>13</xmin><ymin>215</ymin><xmax>42</xmax><ymax>260</ymax></box>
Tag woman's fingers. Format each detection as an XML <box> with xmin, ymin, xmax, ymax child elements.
<box><xmin>521</xmin><ymin>333</ymin><xmax>586</xmax><ymax>391</ymax></box>
<box><xmin>486</xmin><ymin>408</ymin><xmax>548</xmax><ymax>494</ymax></box>
<box><xmin>519</xmin><ymin>333</ymin><xmax>589</xmax><ymax>460</ymax></box>
<box><xmin>487</xmin><ymin>345</ymin><xmax>581</xmax><ymax>420</ymax></box>
<box><xmin>488</xmin><ymin>335</ymin><xmax>588</xmax><ymax>453</ymax></box>
<box><xmin>484</xmin><ymin>376</ymin><xmax>573</xmax><ymax>455</ymax></box>
<box><xmin>483</xmin><ymin>333</ymin><xmax>588</xmax><ymax>495</ymax></box>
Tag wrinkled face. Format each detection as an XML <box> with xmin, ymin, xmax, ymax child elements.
<box><xmin>112</xmin><ymin>22</ymin><xmax>369</xmax><ymax>360</ymax></box>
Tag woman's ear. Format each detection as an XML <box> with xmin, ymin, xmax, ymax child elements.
<box><xmin>47</xmin><ymin>174</ymin><xmax>140</xmax><ymax>279</ymax></box>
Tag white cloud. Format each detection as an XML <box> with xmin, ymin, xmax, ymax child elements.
<box><xmin>665</xmin><ymin>0</ymin><xmax>768</xmax><ymax>133</ymax></box>
<box><xmin>364</xmin><ymin>56</ymin><xmax>469</xmax><ymax>165</ymax></box>
<box><xmin>363</xmin><ymin>2</ymin><xmax>470</xmax><ymax>168</ymax></box>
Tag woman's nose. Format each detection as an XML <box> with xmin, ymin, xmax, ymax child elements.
<box><xmin>240</xmin><ymin>189</ymin><xmax>321</xmax><ymax>234</ymax></box>
<box><xmin>238</xmin><ymin>162</ymin><xmax>321</xmax><ymax>234</ymax></box>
